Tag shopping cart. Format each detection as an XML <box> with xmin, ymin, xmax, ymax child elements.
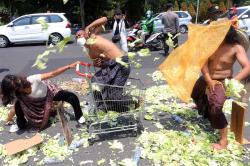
<box><xmin>76</xmin><ymin>61</ymin><xmax>145</xmax><ymax>143</ymax></box>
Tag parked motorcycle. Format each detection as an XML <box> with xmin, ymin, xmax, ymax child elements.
<box><xmin>127</xmin><ymin>23</ymin><xmax>164</xmax><ymax>52</ymax></box>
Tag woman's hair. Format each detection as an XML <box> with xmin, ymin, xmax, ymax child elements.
<box><xmin>1</xmin><ymin>75</ymin><xmax>31</xmax><ymax>106</ymax></box>
<box><xmin>224</xmin><ymin>26</ymin><xmax>240</xmax><ymax>45</ymax></box>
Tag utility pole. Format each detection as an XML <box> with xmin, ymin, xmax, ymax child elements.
<box><xmin>79</xmin><ymin>0</ymin><xmax>86</xmax><ymax>27</ymax></box>
<box><xmin>195</xmin><ymin>0</ymin><xmax>199</xmax><ymax>24</ymax></box>
<box><xmin>8</xmin><ymin>0</ymin><xmax>12</xmax><ymax>21</ymax></box>
<box><xmin>227</xmin><ymin>0</ymin><xmax>232</xmax><ymax>9</ymax></box>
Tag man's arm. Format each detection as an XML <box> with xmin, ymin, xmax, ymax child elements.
<box><xmin>41</xmin><ymin>62</ymin><xmax>79</xmax><ymax>80</ymax></box>
<box><xmin>202</xmin><ymin>62</ymin><xmax>213</xmax><ymax>83</ymax></box>
<box><xmin>234</xmin><ymin>44</ymin><xmax>250</xmax><ymax>81</ymax></box>
<box><xmin>85</xmin><ymin>17</ymin><xmax>108</xmax><ymax>35</ymax></box>
<box><xmin>202</xmin><ymin>62</ymin><xmax>218</xmax><ymax>91</ymax></box>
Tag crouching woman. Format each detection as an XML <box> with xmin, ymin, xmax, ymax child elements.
<box><xmin>1</xmin><ymin>62</ymin><xmax>85</xmax><ymax>132</ymax></box>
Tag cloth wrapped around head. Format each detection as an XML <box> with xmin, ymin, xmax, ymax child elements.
<box><xmin>159</xmin><ymin>20</ymin><xmax>233</xmax><ymax>103</ymax></box>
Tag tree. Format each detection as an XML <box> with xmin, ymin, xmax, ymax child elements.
<box><xmin>125</xmin><ymin>0</ymin><xmax>145</xmax><ymax>21</ymax></box>
<box><xmin>79</xmin><ymin>0</ymin><xmax>86</xmax><ymax>27</ymax></box>
<box><xmin>174</xmin><ymin>0</ymin><xmax>179</xmax><ymax>11</ymax></box>
<box><xmin>188</xmin><ymin>3</ymin><xmax>196</xmax><ymax>18</ymax></box>
<box><xmin>199</xmin><ymin>1</ymin><xmax>208</xmax><ymax>21</ymax></box>
<box><xmin>181</xmin><ymin>1</ymin><xmax>188</xmax><ymax>11</ymax></box>
<box><xmin>242</xmin><ymin>0</ymin><xmax>250</xmax><ymax>5</ymax></box>
<box><xmin>207</xmin><ymin>0</ymin><xmax>213</xmax><ymax>7</ymax></box>
<box><xmin>219</xmin><ymin>1</ymin><xmax>227</xmax><ymax>13</ymax></box>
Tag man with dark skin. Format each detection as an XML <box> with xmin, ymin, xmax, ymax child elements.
<box><xmin>192</xmin><ymin>27</ymin><xmax>250</xmax><ymax>150</ymax></box>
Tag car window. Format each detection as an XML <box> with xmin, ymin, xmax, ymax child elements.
<box><xmin>31</xmin><ymin>16</ymin><xmax>49</xmax><ymax>24</ymax></box>
<box><xmin>240</xmin><ymin>10</ymin><xmax>250</xmax><ymax>19</ymax></box>
<box><xmin>237</xmin><ymin>8</ymin><xmax>248</xmax><ymax>16</ymax></box>
<box><xmin>219</xmin><ymin>8</ymin><xmax>247</xmax><ymax>18</ymax></box>
<box><xmin>175</xmin><ymin>12</ymin><xmax>188</xmax><ymax>18</ymax></box>
<box><xmin>50</xmin><ymin>15</ymin><xmax>63</xmax><ymax>23</ymax></box>
<box><xmin>13</xmin><ymin>17</ymin><xmax>30</xmax><ymax>26</ymax></box>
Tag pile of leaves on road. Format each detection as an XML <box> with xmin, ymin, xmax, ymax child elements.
<box><xmin>57</xmin><ymin>79</ymin><xmax>89</xmax><ymax>95</ymax></box>
<box><xmin>0</xmin><ymin>69</ymin><xmax>249</xmax><ymax>165</ymax></box>
<box><xmin>138</xmin><ymin>74</ymin><xmax>248</xmax><ymax>166</ymax></box>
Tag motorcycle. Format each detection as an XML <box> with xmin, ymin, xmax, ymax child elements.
<box><xmin>127</xmin><ymin>23</ymin><xmax>164</xmax><ymax>52</ymax></box>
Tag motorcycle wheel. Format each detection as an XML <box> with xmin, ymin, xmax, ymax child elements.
<box><xmin>155</xmin><ymin>39</ymin><xmax>164</xmax><ymax>51</ymax></box>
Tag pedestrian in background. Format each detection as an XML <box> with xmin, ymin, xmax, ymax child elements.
<box><xmin>112</xmin><ymin>9</ymin><xmax>128</xmax><ymax>53</ymax></box>
<box><xmin>161</xmin><ymin>3</ymin><xmax>179</xmax><ymax>55</ymax></box>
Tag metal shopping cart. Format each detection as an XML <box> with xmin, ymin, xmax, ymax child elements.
<box><xmin>75</xmin><ymin>61</ymin><xmax>145</xmax><ymax>143</ymax></box>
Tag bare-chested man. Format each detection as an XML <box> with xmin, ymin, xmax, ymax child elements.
<box><xmin>76</xmin><ymin>17</ymin><xmax>137</xmax><ymax>111</ymax></box>
<box><xmin>191</xmin><ymin>26</ymin><xmax>250</xmax><ymax>150</ymax></box>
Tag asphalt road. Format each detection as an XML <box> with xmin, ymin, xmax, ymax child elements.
<box><xmin>0</xmin><ymin>33</ymin><xmax>249</xmax><ymax>165</ymax></box>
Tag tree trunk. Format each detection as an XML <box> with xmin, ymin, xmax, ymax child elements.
<box><xmin>79</xmin><ymin>0</ymin><xmax>86</xmax><ymax>28</ymax></box>
<box><xmin>227</xmin><ymin>0</ymin><xmax>232</xmax><ymax>9</ymax></box>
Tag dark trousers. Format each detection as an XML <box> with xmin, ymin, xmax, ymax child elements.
<box><xmin>163</xmin><ymin>33</ymin><xmax>178</xmax><ymax>54</ymax></box>
<box><xmin>15</xmin><ymin>90</ymin><xmax>83</xmax><ymax>129</ymax></box>
<box><xmin>191</xmin><ymin>77</ymin><xmax>228</xmax><ymax>129</ymax></box>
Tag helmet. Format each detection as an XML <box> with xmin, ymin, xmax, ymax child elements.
<box><xmin>146</xmin><ymin>10</ymin><xmax>153</xmax><ymax>19</ymax></box>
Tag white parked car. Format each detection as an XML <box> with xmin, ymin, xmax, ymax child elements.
<box><xmin>0</xmin><ymin>13</ymin><xmax>71</xmax><ymax>48</ymax></box>
<box><xmin>153</xmin><ymin>11</ymin><xmax>192</xmax><ymax>33</ymax></box>
<box><xmin>219</xmin><ymin>6</ymin><xmax>250</xmax><ymax>36</ymax></box>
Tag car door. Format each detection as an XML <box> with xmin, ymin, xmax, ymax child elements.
<box><xmin>238</xmin><ymin>9</ymin><xmax>250</xmax><ymax>36</ymax></box>
<box><xmin>153</xmin><ymin>13</ymin><xmax>164</xmax><ymax>33</ymax></box>
<box><xmin>30</xmin><ymin>15</ymin><xmax>50</xmax><ymax>41</ymax></box>
<box><xmin>175</xmin><ymin>12</ymin><xmax>187</xmax><ymax>26</ymax></box>
<box><xmin>9</xmin><ymin>16</ymin><xmax>31</xmax><ymax>42</ymax></box>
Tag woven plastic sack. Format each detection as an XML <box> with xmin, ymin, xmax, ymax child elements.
<box><xmin>159</xmin><ymin>20</ymin><xmax>231</xmax><ymax>103</ymax></box>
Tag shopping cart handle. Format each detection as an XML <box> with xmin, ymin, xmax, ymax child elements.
<box><xmin>75</xmin><ymin>61</ymin><xmax>93</xmax><ymax>79</ymax></box>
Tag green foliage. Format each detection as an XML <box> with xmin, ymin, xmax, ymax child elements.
<box><xmin>198</xmin><ymin>1</ymin><xmax>209</xmax><ymax>21</ymax></box>
<box><xmin>219</xmin><ymin>1</ymin><xmax>227</xmax><ymax>13</ymax></box>
<box><xmin>174</xmin><ymin>0</ymin><xmax>179</xmax><ymax>11</ymax></box>
<box><xmin>188</xmin><ymin>3</ymin><xmax>196</xmax><ymax>17</ymax></box>
<box><xmin>181</xmin><ymin>2</ymin><xmax>188</xmax><ymax>11</ymax></box>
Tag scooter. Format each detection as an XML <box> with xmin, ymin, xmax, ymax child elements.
<box><xmin>144</xmin><ymin>32</ymin><xmax>164</xmax><ymax>51</ymax></box>
<box><xmin>127</xmin><ymin>23</ymin><xmax>164</xmax><ymax>52</ymax></box>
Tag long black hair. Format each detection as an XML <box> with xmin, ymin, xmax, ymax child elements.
<box><xmin>224</xmin><ymin>26</ymin><xmax>240</xmax><ymax>45</ymax></box>
<box><xmin>1</xmin><ymin>75</ymin><xmax>31</xmax><ymax>106</ymax></box>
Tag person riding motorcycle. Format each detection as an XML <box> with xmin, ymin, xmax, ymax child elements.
<box><xmin>139</xmin><ymin>10</ymin><xmax>155</xmax><ymax>43</ymax></box>
<box><xmin>229</xmin><ymin>7</ymin><xmax>239</xmax><ymax>29</ymax></box>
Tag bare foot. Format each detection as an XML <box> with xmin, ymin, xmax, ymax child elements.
<box><xmin>212</xmin><ymin>140</ymin><xmax>228</xmax><ymax>150</ymax></box>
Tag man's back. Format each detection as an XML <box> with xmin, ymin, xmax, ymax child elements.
<box><xmin>161</xmin><ymin>11</ymin><xmax>179</xmax><ymax>34</ymax></box>
<box><xmin>87</xmin><ymin>35</ymin><xmax>123</xmax><ymax>60</ymax></box>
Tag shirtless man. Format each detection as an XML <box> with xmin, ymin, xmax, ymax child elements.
<box><xmin>191</xmin><ymin>26</ymin><xmax>250</xmax><ymax>150</ymax></box>
<box><xmin>76</xmin><ymin>17</ymin><xmax>134</xmax><ymax>111</ymax></box>
<box><xmin>76</xmin><ymin>17</ymin><xmax>130</xmax><ymax>84</ymax></box>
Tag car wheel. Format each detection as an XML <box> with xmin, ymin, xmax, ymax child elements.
<box><xmin>0</xmin><ymin>36</ymin><xmax>9</xmax><ymax>48</ymax></box>
<box><xmin>179</xmin><ymin>25</ymin><xmax>188</xmax><ymax>34</ymax></box>
<box><xmin>49</xmin><ymin>33</ymin><xmax>63</xmax><ymax>45</ymax></box>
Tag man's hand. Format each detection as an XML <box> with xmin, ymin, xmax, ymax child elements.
<box><xmin>93</xmin><ymin>58</ymin><xmax>104</xmax><ymax>67</ymax></box>
<box><xmin>208</xmin><ymin>80</ymin><xmax>221</xmax><ymax>92</ymax></box>
<box><xmin>84</xmin><ymin>27</ymin><xmax>90</xmax><ymax>37</ymax></box>
<box><xmin>68</xmin><ymin>61</ymin><xmax>80</xmax><ymax>69</ymax></box>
